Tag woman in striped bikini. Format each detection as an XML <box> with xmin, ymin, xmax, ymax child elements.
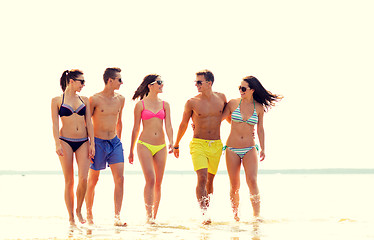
<box><xmin>222</xmin><ymin>76</ymin><xmax>282</xmax><ymax>221</ymax></box>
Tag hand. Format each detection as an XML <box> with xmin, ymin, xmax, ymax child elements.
<box><xmin>173</xmin><ymin>146</ymin><xmax>180</xmax><ymax>158</ymax></box>
<box><xmin>89</xmin><ymin>144</ymin><xmax>95</xmax><ymax>159</ymax></box>
<box><xmin>168</xmin><ymin>144</ymin><xmax>174</xmax><ymax>154</ymax></box>
<box><xmin>56</xmin><ymin>144</ymin><xmax>63</xmax><ymax>157</ymax></box>
<box><xmin>128</xmin><ymin>152</ymin><xmax>134</xmax><ymax>164</ymax></box>
<box><xmin>259</xmin><ymin>150</ymin><xmax>265</xmax><ymax>161</ymax></box>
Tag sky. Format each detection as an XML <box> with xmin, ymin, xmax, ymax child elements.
<box><xmin>0</xmin><ymin>0</ymin><xmax>373</xmax><ymax>171</ymax></box>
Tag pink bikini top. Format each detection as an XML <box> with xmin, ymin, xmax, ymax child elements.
<box><xmin>141</xmin><ymin>100</ymin><xmax>166</xmax><ymax>120</ymax></box>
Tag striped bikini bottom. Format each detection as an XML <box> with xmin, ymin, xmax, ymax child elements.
<box><xmin>223</xmin><ymin>145</ymin><xmax>259</xmax><ymax>159</ymax></box>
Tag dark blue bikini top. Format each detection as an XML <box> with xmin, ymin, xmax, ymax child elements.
<box><xmin>59</xmin><ymin>93</ymin><xmax>86</xmax><ymax>117</ymax></box>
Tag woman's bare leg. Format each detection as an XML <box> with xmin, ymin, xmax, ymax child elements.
<box><xmin>152</xmin><ymin>147</ymin><xmax>167</xmax><ymax>219</ymax></box>
<box><xmin>59</xmin><ymin>141</ymin><xmax>75</xmax><ymax>225</ymax></box>
<box><xmin>242</xmin><ymin>149</ymin><xmax>260</xmax><ymax>217</ymax></box>
<box><xmin>137</xmin><ymin>143</ymin><xmax>156</xmax><ymax>222</ymax></box>
<box><xmin>225</xmin><ymin>149</ymin><xmax>242</xmax><ymax>221</ymax></box>
<box><xmin>75</xmin><ymin>141</ymin><xmax>90</xmax><ymax>224</ymax></box>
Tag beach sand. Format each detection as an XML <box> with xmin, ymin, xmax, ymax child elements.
<box><xmin>1</xmin><ymin>172</ymin><xmax>373</xmax><ymax>239</ymax></box>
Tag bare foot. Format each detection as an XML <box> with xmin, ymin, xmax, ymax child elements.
<box><xmin>87</xmin><ymin>213</ymin><xmax>94</xmax><ymax>225</ymax></box>
<box><xmin>114</xmin><ymin>216</ymin><xmax>127</xmax><ymax>227</ymax></box>
<box><xmin>146</xmin><ymin>217</ymin><xmax>156</xmax><ymax>225</ymax></box>
<box><xmin>253</xmin><ymin>216</ymin><xmax>264</xmax><ymax>223</ymax></box>
<box><xmin>202</xmin><ymin>211</ymin><xmax>211</xmax><ymax>225</ymax></box>
<box><xmin>76</xmin><ymin>210</ymin><xmax>86</xmax><ymax>224</ymax></box>
<box><xmin>69</xmin><ymin>219</ymin><xmax>77</xmax><ymax>227</ymax></box>
<box><xmin>202</xmin><ymin>219</ymin><xmax>212</xmax><ymax>225</ymax></box>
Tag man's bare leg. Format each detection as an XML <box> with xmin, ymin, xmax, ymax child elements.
<box><xmin>205</xmin><ymin>172</ymin><xmax>215</xmax><ymax>208</ymax></box>
<box><xmin>85</xmin><ymin>169</ymin><xmax>100</xmax><ymax>225</ymax></box>
<box><xmin>110</xmin><ymin>162</ymin><xmax>127</xmax><ymax>226</ymax></box>
<box><xmin>196</xmin><ymin>168</ymin><xmax>211</xmax><ymax>225</ymax></box>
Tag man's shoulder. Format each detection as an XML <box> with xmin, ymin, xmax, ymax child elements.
<box><xmin>190</xmin><ymin>93</ymin><xmax>201</xmax><ymax>100</ymax></box>
<box><xmin>115</xmin><ymin>92</ymin><xmax>125</xmax><ymax>101</ymax></box>
<box><xmin>213</xmin><ymin>91</ymin><xmax>226</xmax><ymax>100</ymax></box>
<box><xmin>187</xmin><ymin>94</ymin><xmax>202</xmax><ymax>105</ymax></box>
<box><xmin>90</xmin><ymin>92</ymin><xmax>103</xmax><ymax>99</ymax></box>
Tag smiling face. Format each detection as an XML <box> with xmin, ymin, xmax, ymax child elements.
<box><xmin>148</xmin><ymin>76</ymin><xmax>164</xmax><ymax>93</ymax></box>
<box><xmin>239</xmin><ymin>80</ymin><xmax>254</xmax><ymax>98</ymax></box>
<box><xmin>195</xmin><ymin>75</ymin><xmax>211</xmax><ymax>92</ymax></box>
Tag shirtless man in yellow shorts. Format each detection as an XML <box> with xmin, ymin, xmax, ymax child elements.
<box><xmin>174</xmin><ymin>69</ymin><xmax>227</xmax><ymax>224</ymax></box>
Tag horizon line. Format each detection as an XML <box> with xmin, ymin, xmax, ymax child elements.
<box><xmin>1</xmin><ymin>168</ymin><xmax>374</xmax><ymax>175</ymax></box>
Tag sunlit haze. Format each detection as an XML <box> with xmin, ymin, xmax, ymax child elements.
<box><xmin>1</xmin><ymin>0</ymin><xmax>373</xmax><ymax>171</ymax></box>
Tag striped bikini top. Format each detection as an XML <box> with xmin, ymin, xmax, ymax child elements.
<box><xmin>231</xmin><ymin>99</ymin><xmax>258</xmax><ymax>125</ymax></box>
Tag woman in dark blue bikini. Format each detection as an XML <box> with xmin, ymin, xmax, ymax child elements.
<box><xmin>51</xmin><ymin>69</ymin><xmax>95</xmax><ymax>226</ymax></box>
<box><xmin>222</xmin><ymin>76</ymin><xmax>282</xmax><ymax>221</ymax></box>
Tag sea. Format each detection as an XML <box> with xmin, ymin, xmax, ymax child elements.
<box><xmin>1</xmin><ymin>169</ymin><xmax>374</xmax><ymax>239</ymax></box>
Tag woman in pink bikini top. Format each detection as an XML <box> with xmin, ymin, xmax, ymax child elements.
<box><xmin>128</xmin><ymin>74</ymin><xmax>174</xmax><ymax>223</ymax></box>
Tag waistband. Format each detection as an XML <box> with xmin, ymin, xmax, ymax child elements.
<box><xmin>191</xmin><ymin>138</ymin><xmax>222</xmax><ymax>144</ymax></box>
<box><xmin>94</xmin><ymin>135</ymin><xmax>120</xmax><ymax>143</ymax></box>
<box><xmin>59</xmin><ymin>136</ymin><xmax>89</xmax><ymax>142</ymax></box>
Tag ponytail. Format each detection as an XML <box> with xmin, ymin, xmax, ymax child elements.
<box><xmin>60</xmin><ymin>70</ymin><xmax>69</xmax><ymax>92</ymax></box>
<box><xmin>59</xmin><ymin>69</ymin><xmax>84</xmax><ymax>92</ymax></box>
<box><xmin>132</xmin><ymin>74</ymin><xmax>160</xmax><ymax>100</ymax></box>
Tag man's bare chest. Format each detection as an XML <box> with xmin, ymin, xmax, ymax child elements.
<box><xmin>95</xmin><ymin>102</ymin><xmax>121</xmax><ymax>115</ymax></box>
<box><xmin>193</xmin><ymin>102</ymin><xmax>223</xmax><ymax>118</ymax></box>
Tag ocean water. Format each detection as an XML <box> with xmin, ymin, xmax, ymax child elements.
<box><xmin>1</xmin><ymin>170</ymin><xmax>374</xmax><ymax>239</ymax></box>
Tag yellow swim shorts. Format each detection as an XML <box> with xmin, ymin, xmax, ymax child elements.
<box><xmin>189</xmin><ymin>138</ymin><xmax>223</xmax><ymax>175</ymax></box>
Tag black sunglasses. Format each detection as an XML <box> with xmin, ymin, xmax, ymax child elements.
<box><xmin>73</xmin><ymin>78</ymin><xmax>85</xmax><ymax>85</ymax></box>
<box><xmin>151</xmin><ymin>80</ymin><xmax>163</xmax><ymax>85</ymax></box>
<box><xmin>117</xmin><ymin>78</ymin><xmax>122</xmax><ymax>83</ymax></box>
<box><xmin>239</xmin><ymin>86</ymin><xmax>249</xmax><ymax>92</ymax></box>
<box><xmin>195</xmin><ymin>80</ymin><xmax>210</xmax><ymax>85</ymax></box>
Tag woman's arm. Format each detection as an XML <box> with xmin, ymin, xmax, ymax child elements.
<box><xmin>128</xmin><ymin>101</ymin><xmax>142</xmax><ymax>164</ymax></box>
<box><xmin>256</xmin><ymin>104</ymin><xmax>265</xmax><ymax>161</ymax></box>
<box><xmin>164</xmin><ymin>101</ymin><xmax>174</xmax><ymax>153</ymax></box>
<box><xmin>51</xmin><ymin>97</ymin><xmax>63</xmax><ymax>156</ymax></box>
<box><xmin>222</xmin><ymin>99</ymin><xmax>233</xmax><ymax>123</ymax></box>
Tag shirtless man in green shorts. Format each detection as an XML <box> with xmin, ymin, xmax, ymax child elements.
<box><xmin>173</xmin><ymin>69</ymin><xmax>227</xmax><ymax>224</ymax></box>
<box><xmin>85</xmin><ymin>67</ymin><xmax>127</xmax><ymax>226</ymax></box>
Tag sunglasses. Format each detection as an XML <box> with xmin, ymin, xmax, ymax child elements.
<box><xmin>239</xmin><ymin>86</ymin><xmax>249</xmax><ymax>92</ymax></box>
<box><xmin>117</xmin><ymin>78</ymin><xmax>122</xmax><ymax>83</ymax></box>
<box><xmin>195</xmin><ymin>80</ymin><xmax>210</xmax><ymax>85</ymax></box>
<box><xmin>150</xmin><ymin>80</ymin><xmax>163</xmax><ymax>85</ymax></box>
<box><xmin>73</xmin><ymin>79</ymin><xmax>85</xmax><ymax>85</ymax></box>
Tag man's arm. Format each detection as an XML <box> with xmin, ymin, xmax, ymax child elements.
<box><xmin>83</xmin><ymin>96</ymin><xmax>95</xmax><ymax>159</ymax></box>
<box><xmin>116</xmin><ymin>95</ymin><xmax>125</xmax><ymax>139</ymax></box>
<box><xmin>173</xmin><ymin>100</ymin><xmax>193</xmax><ymax>158</ymax></box>
<box><xmin>89</xmin><ymin>95</ymin><xmax>96</xmax><ymax>116</ymax></box>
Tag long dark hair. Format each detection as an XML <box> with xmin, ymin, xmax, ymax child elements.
<box><xmin>60</xmin><ymin>69</ymin><xmax>84</xmax><ymax>92</ymax></box>
<box><xmin>132</xmin><ymin>74</ymin><xmax>160</xmax><ymax>100</ymax></box>
<box><xmin>243</xmin><ymin>76</ymin><xmax>283</xmax><ymax>112</ymax></box>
